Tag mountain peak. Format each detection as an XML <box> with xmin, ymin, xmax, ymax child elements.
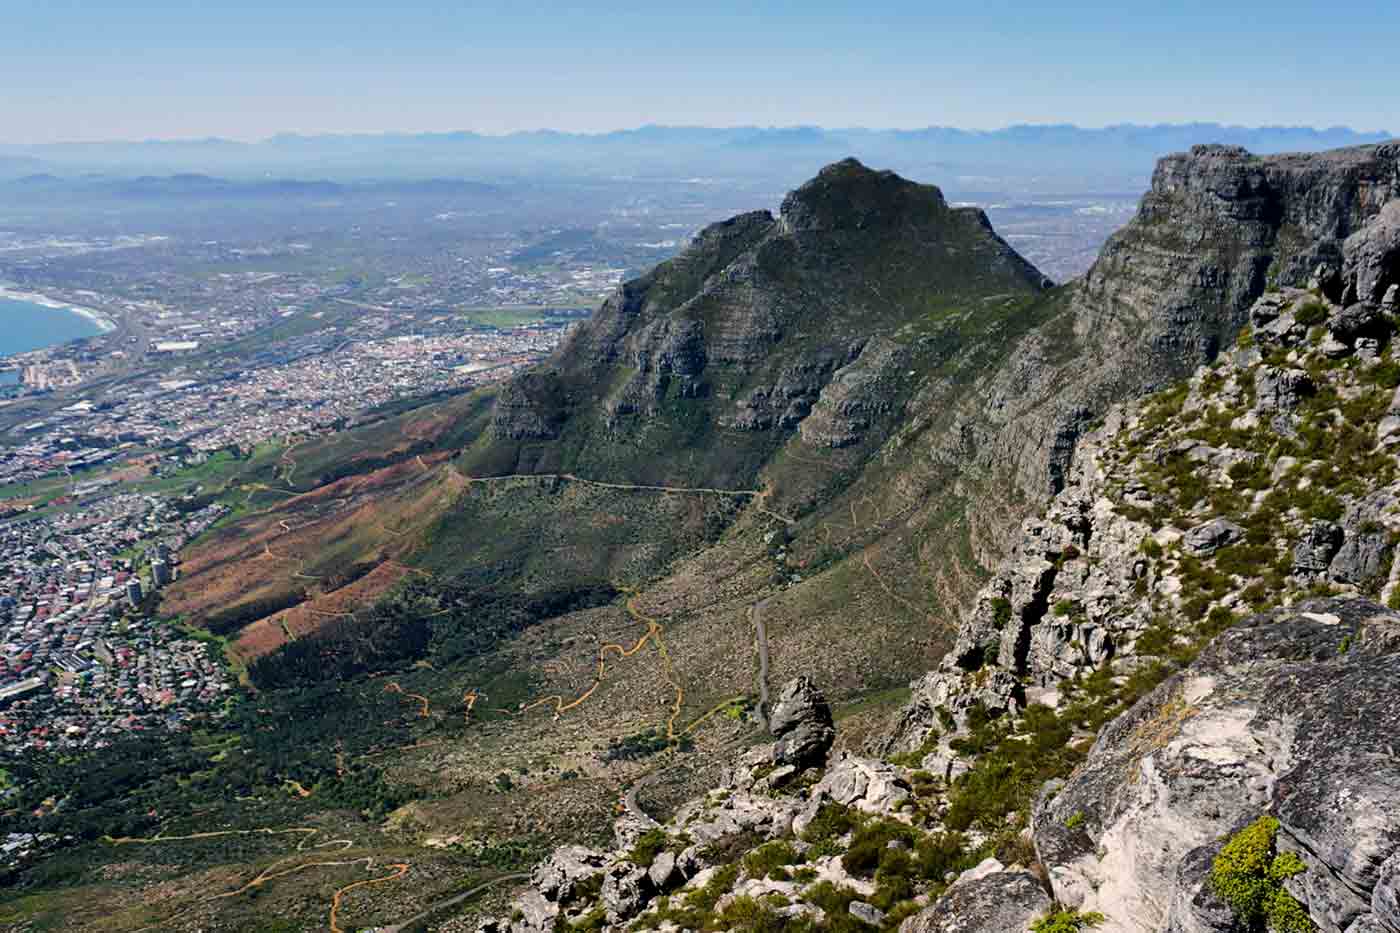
<box><xmin>778</xmin><ymin>156</ymin><xmax>949</xmax><ymax>233</ymax></box>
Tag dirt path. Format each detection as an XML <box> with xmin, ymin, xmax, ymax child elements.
<box><xmin>750</xmin><ymin>597</ymin><xmax>773</xmax><ymax>730</ymax></box>
<box><xmin>329</xmin><ymin>860</ymin><xmax>410</xmax><ymax>933</ymax></box>
<box><xmin>378</xmin><ymin>871</ymin><xmax>531</xmax><ymax>933</ymax></box>
<box><xmin>109</xmin><ymin>826</ymin><xmax>409</xmax><ymax>933</ymax></box>
<box><xmin>454</xmin><ymin>470</ymin><xmax>797</xmax><ymax>525</ymax></box>
<box><xmin>384</xmin><ymin>681</ymin><xmax>432</xmax><ymax>717</ymax></box>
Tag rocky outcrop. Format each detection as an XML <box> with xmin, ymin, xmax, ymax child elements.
<box><xmin>769</xmin><ymin>675</ymin><xmax>836</xmax><ymax>768</ymax></box>
<box><xmin>475</xmin><ymin>677</ymin><xmax>935</xmax><ymax>932</ymax></box>
<box><xmin>951</xmin><ymin>142</ymin><xmax>1400</xmax><ymax>566</ymax></box>
<box><xmin>799</xmin><ymin>336</ymin><xmax>908</xmax><ymax>448</ymax></box>
<box><xmin>898</xmin><ymin>859</ymin><xmax>1052</xmax><ymax>933</ymax></box>
<box><xmin>1345</xmin><ymin>200</ymin><xmax>1400</xmax><ymax>305</ymax></box>
<box><xmin>1032</xmin><ymin>599</ymin><xmax>1400</xmax><ymax>933</ymax></box>
<box><xmin>478</xmin><ymin>145</ymin><xmax>1400</xmax><ymax>932</ymax></box>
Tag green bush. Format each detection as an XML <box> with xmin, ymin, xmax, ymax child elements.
<box><xmin>742</xmin><ymin>840</ymin><xmax>801</xmax><ymax>880</ymax></box>
<box><xmin>1210</xmin><ymin>816</ymin><xmax>1313</xmax><ymax>932</ymax></box>
<box><xmin>841</xmin><ymin>818</ymin><xmax>916</xmax><ymax>878</ymax></box>
<box><xmin>1031</xmin><ymin>907</ymin><xmax>1107</xmax><ymax>933</ymax></box>
<box><xmin>626</xmin><ymin>828</ymin><xmax>670</xmax><ymax>866</ymax></box>
<box><xmin>1294</xmin><ymin>301</ymin><xmax>1329</xmax><ymax>327</ymax></box>
<box><xmin>801</xmin><ymin>802</ymin><xmax>860</xmax><ymax>848</ymax></box>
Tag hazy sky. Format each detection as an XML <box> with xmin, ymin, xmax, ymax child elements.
<box><xmin>4</xmin><ymin>0</ymin><xmax>1396</xmax><ymax>143</ymax></box>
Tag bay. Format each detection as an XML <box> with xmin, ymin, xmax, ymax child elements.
<box><xmin>0</xmin><ymin>297</ymin><xmax>105</xmax><ymax>360</ymax></box>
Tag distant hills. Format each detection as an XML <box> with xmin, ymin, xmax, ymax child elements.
<box><xmin>0</xmin><ymin>171</ymin><xmax>501</xmax><ymax>202</ymax></box>
<box><xmin>1</xmin><ymin>123</ymin><xmax>1392</xmax><ymax>193</ymax></box>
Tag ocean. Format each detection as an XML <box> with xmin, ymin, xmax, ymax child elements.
<box><xmin>0</xmin><ymin>296</ymin><xmax>105</xmax><ymax>360</ymax></box>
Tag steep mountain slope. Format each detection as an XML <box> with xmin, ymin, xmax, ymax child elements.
<box><xmin>103</xmin><ymin>145</ymin><xmax>1400</xmax><ymax>932</ymax></box>
<box><xmin>180</xmin><ymin>149</ymin><xmax>1400</xmax><ymax>691</ymax></box>
<box><xmin>478</xmin><ymin>161</ymin><xmax>1400</xmax><ymax>933</ymax></box>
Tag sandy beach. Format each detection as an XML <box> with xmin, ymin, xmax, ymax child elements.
<box><xmin>0</xmin><ymin>285</ymin><xmax>118</xmax><ymax>332</ymax></box>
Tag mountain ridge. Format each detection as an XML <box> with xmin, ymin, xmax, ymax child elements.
<box><xmin>474</xmin><ymin>145</ymin><xmax>1400</xmax><ymax>933</ymax></box>
<box><xmin>3</xmin><ymin>125</ymin><xmax>1393</xmax><ymax>188</ymax></box>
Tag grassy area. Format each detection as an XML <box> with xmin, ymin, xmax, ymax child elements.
<box><xmin>454</xmin><ymin>306</ymin><xmax>565</xmax><ymax>329</ymax></box>
<box><xmin>0</xmin><ymin>473</ymin><xmax>71</xmax><ymax>503</ymax></box>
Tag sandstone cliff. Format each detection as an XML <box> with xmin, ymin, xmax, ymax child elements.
<box><xmin>472</xmin><ymin>142</ymin><xmax>1400</xmax><ymax>933</ymax></box>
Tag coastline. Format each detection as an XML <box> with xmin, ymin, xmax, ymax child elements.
<box><xmin>0</xmin><ymin>285</ymin><xmax>118</xmax><ymax>333</ymax></box>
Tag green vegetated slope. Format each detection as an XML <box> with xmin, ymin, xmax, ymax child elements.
<box><xmin>404</xmin><ymin>160</ymin><xmax>1057</xmax><ymax>677</ymax></box>
<box><xmin>473</xmin><ymin>234</ymin><xmax>1400</xmax><ymax>933</ymax></box>
<box><xmin>17</xmin><ymin>148</ymin><xmax>1394</xmax><ymax>932</ymax></box>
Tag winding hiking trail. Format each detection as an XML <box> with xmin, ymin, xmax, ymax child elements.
<box><xmin>454</xmin><ymin>470</ymin><xmax>797</xmax><ymax>525</ymax></box>
<box><xmin>107</xmin><ymin>826</ymin><xmax>410</xmax><ymax>933</ymax></box>
<box><xmin>384</xmin><ymin>681</ymin><xmax>432</xmax><ymax>717</ymax></box>
<box><xmin>513</xmin><ymin>588</ymin><xmax>744</xmax><ymax>742</ymax></box>
<box><xmin>750</xmin><ymin>597</ymin><xmax>773</xmax><ymax>730</ymax></box>
<box><xmin>329</xmin><ymin>860</ymin><xmax>410</xmax><ymax>933</ymax></box>
<box><xmin>378</xmin><ymin>871</ymin><xmax>531</xmax><ymax>933</ymax></box>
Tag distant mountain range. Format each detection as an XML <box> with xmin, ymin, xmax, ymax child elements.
<box><xmin>1</xmin><ymin>124</ymin><xmax>1393</xmax><ymax>194</ymax></box>
<box><xmin>0</xmin><ymin>171</ymin><xmax>501</xmax><ymax>202</ymax></box>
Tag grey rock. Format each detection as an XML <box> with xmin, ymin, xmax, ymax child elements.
<box><xmin>1295</xmin><ymin>521</ymin><xmax>1344</xmax><ymax>573</ymax></box>
<box><xmin>513</xmin><ymin>890</ymin><xmax>559</xmax><ymax>933</ymax></box>
<box><xmin>677</xmin><ymin>790</ymin><xmax>802</xmax><ymax>848</ymax></box>
<box><xmin>1331</xmin><ymin>532</ymin><xmax>1391</xmax><ymax>585</ymax></box>
<box><xmin>774</xmin><ymin>720</ymin><xmax>836</xmax><ymax>768</ymax></box>
<box><xmin>812</xmin><ymin>753</ymin><xmax>912</xmax><ymax>816</ymax></box>
<box><xmin>647</xmin><ymin>850</ymin><xmax>677</xmax><ymax>890</ymax></box>
<box><xmin>1331</xmin><ymin>302</ymin><xmax>1388</xmax><ymax>342</ymax></box>
<box><xmin>1254</xmin><ymin>366</ymin><xmax>1314</xmax><ymax>413</ymax></box>
<box><xmin>1322</xmin><ymin>334</ymin><xmax>1354</xmax><ymax>358</ymax></box>
<box><xmin>1250</xmin><ymin>292</ymin><xmax>1286</xmax><ymax>325</ymax></box>
<box><xmin>1163</xmin><ymin>844</ymin><xmax>1237</xmax><ymax>933</ymax></box>
<box><xmin>1182</xmin><ymin>518</ymin><xmax>1244</xmax><ymax>556</ymax></box>
<box><xmin>1373</xmin><ymin>852</ymin><xmax>1400</xmax><ymax>929</ymax></box>
<box><xmin>769</xmin><ymin>675</ymin><xmax>835</xmax><ymax>768</ymax></box>
<box><xmin>1343</xmin><ymin>200</ymin><xmax>1400</xmax><ymax>305</ymax></box>
<box><xmin>849</xmin><ymin>900</ymin><xmax>887</xmax><ymax>926</ymax></box>
<box><xmin>769</xmin><ymin>675</ymin><xmax>833</xmax><ymax>736</ymax></box>
<box><xmin>898</xmin><ymin>868</ymin><xmax>1051</xmax><ymax>933</ymax></box>
<box><xmin>1032</xmin><ymin>600</ymin><xmax>1400</xmax><ymax>932</ymax></box>
<box><xmin>1384</xmin><ymin>284</ymin><xmax>1399</xmax><ymax>309</ymax></box>
<box><xmin>600</xmin><ymin>861</ymin><xmax>650</xmax><ymax>922</ymax></box>
<box><xmin>799</xmin><ymin>337</ymin><xmax>907</xmax><ymax>448</ymax></box>
<box><xmin>530</xmin><ymin>845</ymin><xmax>608</xmax><ymax>904</ymax></box>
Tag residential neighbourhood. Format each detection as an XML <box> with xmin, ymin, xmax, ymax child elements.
<box><xmin>0</xmin><ymin>493</ymin><xmax>233</xmax><ymax>756</ymax></box>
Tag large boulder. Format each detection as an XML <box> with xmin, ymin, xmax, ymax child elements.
<box><xmin>1294</xmin><ymin>521</ymin><xmax>1344</xmax><ymax>573</ymax></box>
<box><xmin>899</xmin><ymin>862</ymin><xmax>1052</xmax><ymax>933</ymax></box>
<box><xmin>1344</xmin><ymin>200</ymin><xmax>1400</xmax><ymax>305</ymax></box>
<box><xmin>600</xmin><ymin>862</ymin><xmax>651</xmax><ymax>923</ymax></box>
<box><xmin>530</xmin><ymin>845</ymin><xmax>608</xmax><ymax>903</ymax></box>
<box><xmin>769</xmin><ymin>675</ymin><xmax>836</xmax><ymax>768</ymax></box>
<box><xmin>1330</xmin><ymin>532</ymin><xmax>1391</xmax><ymax>585</ymax></box>
<box><xmin>1182</xmin><ymin>518</ymin><xmax>1244</xmax><ymax>557</ymax></box>
<box><xmin>1032</xmin><ymin>599</ymin><xmax>1400</xmax><ymax>933</ymax></box>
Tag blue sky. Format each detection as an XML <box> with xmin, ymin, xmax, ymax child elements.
<box><xmin>3</xmin><ymin>0</ymin><xmax>1396</xmax><ymax>142</ymax></box>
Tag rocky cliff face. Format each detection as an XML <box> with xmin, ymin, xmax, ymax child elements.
<box><xmin>484</xmin><ymin>158</ymin><xmax>1050</xmax><ymax>471</ymax></box>
<box><xmin>1034</xmin><ymin>599</ymin><xmax>1400</xmax><ymax>933</ymax></box>
<box><xmin>878</xmin><ymin>197</ymin><xmax>1400</xmax><ymax>931</ymax></box>
<box><xmin>471</xmin><ymin>141</ymin><xmax>1400</xmax><ymax>933</ymax></box>
<box><xmin>951</xmin><ymin>143</ymin><xmax>1400</xmax><ymax>563</ymax></box>
<box><xmin>462</xmin><ymin>147</ymin><xmax>1400</xmax><ymax>727</ymax></box>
